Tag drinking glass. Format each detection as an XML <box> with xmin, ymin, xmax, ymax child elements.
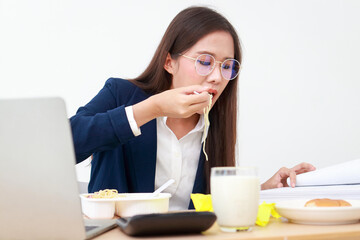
<box><xmin>211</xmin><ymin>167</ymin><xmax>260</xmax><ymax>232</ymax></box>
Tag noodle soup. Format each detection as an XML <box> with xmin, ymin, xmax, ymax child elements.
<box><xmin>80</xmin><ymin>193</ymin><xmax>117</xmax><ymax>219</ymax></box>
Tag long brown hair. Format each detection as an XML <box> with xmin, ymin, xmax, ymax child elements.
<box><xmin>130</xmin><ymin>6</ymin><xmax>242</xmax><ymax>193</ymax></box>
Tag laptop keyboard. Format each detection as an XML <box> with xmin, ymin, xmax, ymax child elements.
<box><xmin>85</xmin><ymin>226</ymin><xmax>99</xmax><ymax>232</ymax></box>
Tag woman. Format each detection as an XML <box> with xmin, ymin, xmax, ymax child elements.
<box><xmin>70</xmin><ymin>6</ymin><xmax>315</xmax><ymax>210</ymax></box>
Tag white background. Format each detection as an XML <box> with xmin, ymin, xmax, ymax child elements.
<box><xmin>1</xmin><ymin>0</ymin><xmax>360</xmax><ymax>183</ymax></box>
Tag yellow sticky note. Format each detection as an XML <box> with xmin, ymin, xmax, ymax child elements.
<box><xmin>191</xmin><ymin>194</ymin><xmax>281</xmax><ymax>227</ymax></box>
<box><xmin>256</xmin><ymin>202</ymin><xmax>281</xmax><ymax>226</ymax></box>
<box><xmin>191</xmin><ymin>194</ymin><xmax>213</xmax><ymax>212</ymax></box>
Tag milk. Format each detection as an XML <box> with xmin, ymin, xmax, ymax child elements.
<box><xmin>211</xmin><ymin>175</ymin><xmax>260</xmax><ymax>228</ymax></box>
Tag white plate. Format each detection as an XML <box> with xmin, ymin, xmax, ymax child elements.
<box><xmin>275</xmin><ymin>199</ymin><xmax>360</xmax><ymax>225</ymax></box>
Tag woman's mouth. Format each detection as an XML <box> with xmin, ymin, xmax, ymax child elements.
<box><xmin>207</xmin><ymin>89</ymin><xmax>218</xmax><ymax>98</ymax></box>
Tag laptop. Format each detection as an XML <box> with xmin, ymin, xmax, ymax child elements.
<box><xmin>0</xmin><ymin>97</ymin><xmax>116</xmax><ymax>240</ymax></box>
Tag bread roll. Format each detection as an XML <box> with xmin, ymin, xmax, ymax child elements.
<box><xmin>304</xmin><ymin>198</ymin><xmax>351</xmax><ymax>207</ymax></box>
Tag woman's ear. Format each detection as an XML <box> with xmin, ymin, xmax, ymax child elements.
<box><xmin>164</xmin><ymin>53</ymin><xmax>175</xmax><ymax>74</ymax></box>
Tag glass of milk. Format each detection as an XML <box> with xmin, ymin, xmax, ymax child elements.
<box><xmin>211</xmin><ymin>167</ymin><xmax>260</xmax><ymax>232</ymax></box>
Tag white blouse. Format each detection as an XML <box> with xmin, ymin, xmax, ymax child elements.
<box><xmin>125</xmin><ymin>106</ymin><xmax>204</xmax><ymax>210</ymax></box>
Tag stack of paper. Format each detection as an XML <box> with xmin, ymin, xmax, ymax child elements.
<box><xmin>289</xmin><ymin>159</ymin><xmax>360</xmax><ymax>186</ymax></box>
<box><xmin>260</xmin><ymin>159</ymin><xmax>360</xmax><ymax>203</ymax></box>
<box><xmin>260</xmin><ymin>184</ymin><xmax>360</xmax><ymax>204</ymax></box>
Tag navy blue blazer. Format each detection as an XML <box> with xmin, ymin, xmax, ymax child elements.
<box><xmin>70</xmin><ymin>78</ymin><xmax>206</xmax><ymax>209</ymax></box>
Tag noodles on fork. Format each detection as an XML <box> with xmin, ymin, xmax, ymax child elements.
<box><xmin>203</xmin><ymin>94</ymin><xmax>212</xmax><ymax>161</ymax></box>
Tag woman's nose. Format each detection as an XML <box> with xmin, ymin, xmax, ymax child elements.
<box><xmin>207</xmin><ymin>64</ymin><xmax>222</xmax><ymax>83</ymax></box>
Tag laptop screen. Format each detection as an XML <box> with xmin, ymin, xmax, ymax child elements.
<box><xmin>0</xmin><ymin>98</ymin><xmax>86</xmax><ymax>239</ymax></box>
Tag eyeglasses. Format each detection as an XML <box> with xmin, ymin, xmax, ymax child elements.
<box><xmin>179</xmin><ymin>53</ymin><xmax>241</xmax><ymax>80</ymax></box>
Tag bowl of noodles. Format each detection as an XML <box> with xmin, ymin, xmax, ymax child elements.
<box><xmin>114</xmin><ymin>192</ymin><xmax>171</xmax><ymax>217</ymax></box>
<box><xmin>80</xmin><ymin>190</ymin><xmax>171</xmax><ymax>219</ymax></box>
<box><xmin>80</xmin><ymin>189</ymin><xmax>121</xmax><ymax>219</ymax></box>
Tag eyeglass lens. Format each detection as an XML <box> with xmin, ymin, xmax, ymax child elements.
<box><xmin>195</xmin><ymin>54</ymin><xmax>240</xmax><ymax>80</ymax></box>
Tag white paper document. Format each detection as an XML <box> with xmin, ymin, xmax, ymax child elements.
<box><xmin>287</xmin><ymin>158</ymin><xmax>360</xmax><ymax>187</ymax></box>
<box><xmin>261</xmin><ymin>159</ymin><xmax>360</xmax><ymax>203</ymax></box>
<box><xmin>260</xmin><ymin>184</ymin><xmax>360</xmax><ymax>204</ymax></box>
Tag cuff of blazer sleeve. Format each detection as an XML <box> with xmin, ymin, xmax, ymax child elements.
<box><xmin>107</xmin><ymin>106</ymin><xmax>137</xmax><ymax>143</ymax></box>
<box><xmin>125</xmin><ymin>106</ymin><xmax>141</xmax><ymax>136</ymax></box>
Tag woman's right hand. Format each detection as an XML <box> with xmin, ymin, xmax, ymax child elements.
<box><xmin>153</xmin><ymin>85</ymin><xmax>211</xmax><ymax>118</ymax></box>
<box><xmin>132</xmin><ymin>85</ymin><xmax>210</xmax><ymax>128</ymax></box>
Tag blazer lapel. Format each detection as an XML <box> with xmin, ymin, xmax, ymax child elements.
<box><xmin>127</xmin><ymin>118</ymin><xmax>157</xmax><ymax>193</ymax></box>
<box><xmin>188</xmin><ymin>150</ymin><xmax>207</xmax><ymax>209</ymax></box>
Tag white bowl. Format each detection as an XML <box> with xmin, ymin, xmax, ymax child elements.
<box><xmin>115</xmin><ymin>193</ymin><xmax>171</xmax><ymax>217</ymax></box>
<box><xmin>80</xmin><ymin>194</ymin><xmax>116</xmax><ymax>219</ymax></box>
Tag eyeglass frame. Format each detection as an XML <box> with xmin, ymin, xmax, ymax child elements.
<box><xmin>178</xmin><ymin>53</ymin><xmax>241</xmax><ymax>80</ymax></box>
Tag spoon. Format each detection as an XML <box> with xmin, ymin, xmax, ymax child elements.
<box><xmin>152</xmin><ymin>179</ymin><xmax>175</xmax><ymax>197</ymax></box>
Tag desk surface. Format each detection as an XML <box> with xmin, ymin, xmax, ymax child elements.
<box><xmin>94</xmin><ymin>218</ymin><xmax>360</xmax><ymax>240</ymax></box>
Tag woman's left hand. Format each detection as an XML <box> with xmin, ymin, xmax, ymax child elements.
<box><xmin>261</xmin><ymin>162</ymin><xmax>316</xmax><ymax>190</ymax></box>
